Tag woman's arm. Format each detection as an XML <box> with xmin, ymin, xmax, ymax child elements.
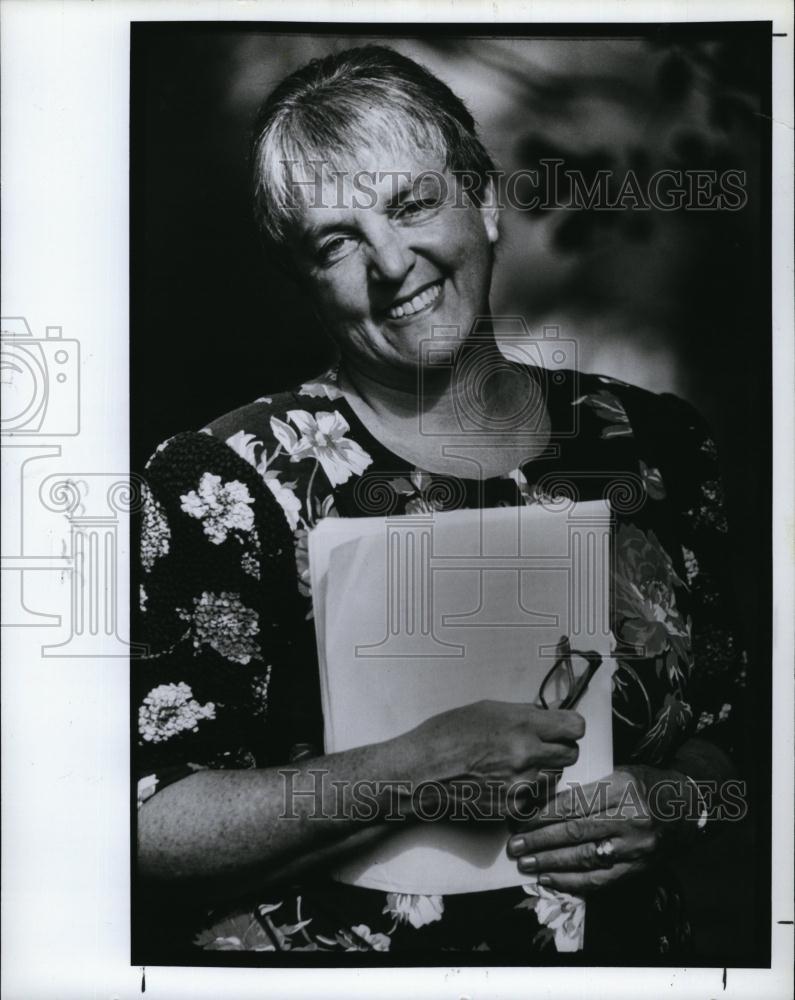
<box><xmin>135</xmin><ymin>429</ymin><xmax>585</xmax><ymax>898</ymax></box>
<box><xmin>139</xmin><ymin>699</ymin><xmax>586</xmax><ymax>896</ymax></box>
<box><xmin>138</xmin><ymin>737</ymin><xmax>415</xmax><ymax>894</ymax></box>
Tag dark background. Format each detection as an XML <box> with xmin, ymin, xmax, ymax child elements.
<box><xmin>131</xmin><ymin>22</ymin><xmax>771</xmax><ymax>965</ymax></box>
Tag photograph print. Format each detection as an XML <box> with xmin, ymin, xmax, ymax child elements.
<box><xmin>131</xmin><ymin>21</ymin><xmax>772</xmax><ymax>967</ymax></box>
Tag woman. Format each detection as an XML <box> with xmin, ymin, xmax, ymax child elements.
<box><xmin>135</xmin><ymin>45</ymin><xmax>746</xmax><ymax>959</ymax></box>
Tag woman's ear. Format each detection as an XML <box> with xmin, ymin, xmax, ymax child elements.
<box><xmin>480</xmin><ymin>180</ymin><xmax>500</xmax><ymax>245</ymax></box>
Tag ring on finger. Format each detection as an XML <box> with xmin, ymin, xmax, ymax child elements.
<box><xmin>594</xmin><ymin>838</ymin><xmax>616</xmax><ymax>867</ymax></box>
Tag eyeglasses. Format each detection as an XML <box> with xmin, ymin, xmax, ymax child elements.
<box><xmin>537</xmin><ymin>635</ymin><xmax>603</xmax><ymax>711</ymax></box>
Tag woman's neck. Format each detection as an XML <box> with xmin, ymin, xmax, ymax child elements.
<box><xmin>339</xmin><ymin>327</ymin><xmax>507</xmax><ymax>428</ymax></box>
<box><xmin>337</xmin><ymin>327</ymin><xmax>553</xmax><ymax>479</ymax></box>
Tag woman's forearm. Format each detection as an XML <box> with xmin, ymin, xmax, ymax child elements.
<box><xmin>137</xmin><ymin>733</ymin><xmax>428</xmax><ymax>891</ymax></box>
<box><xmin>138</xmin><ymin>698</ymin><xmax>586</xmax><ymax>895</ymax></box>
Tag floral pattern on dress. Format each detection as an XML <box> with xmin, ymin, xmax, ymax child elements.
<box><xmin>631</xmin><ymin>691</ymin><xmax>693</xmax><ymax>763</ymax></box>
<box><xmin>262</xmin><ymin>473</ymin><xmax>303</xmax><ymax>531</ymax></box>
<box><xmin>573</xmin><ymin>389</ymin><xmax>633</xmax><ymax>439</ymax></box>
<box><xmin>696</xmin><ymin>702</ymin><xmax>732</xmax><ymax>732</ymax></box>
<box><xmin>135</xmin><ymin>367</ymin><xmax>749</xmax><ymax>960</ymax></box>
<box><xmin>224</xmin><ymin>410</ymin><xmax>362</xmax><ymax>608</ymax></box>
<box><xmin>195</xmin><ymin>902</ymin><xmax>393</xmax><ymax>953</ymax></box>
<box><xmin>250</xmin><ymin>667</ymin><xmax>273</xmax><ymax>717</ymax></box>
<box><xmin>613</xmin><ymin>523</ymin><xmax>692</xmax><ymax>688</ymax></box>
<box><xmin>137</xmin><ymin>773</ymin><xmax>159</xmax><ymax>808</ymax></box>
<box><xmin>138</xmin><ymin>681</ymin><xmax>216</xmax><ymax>743</ymax></box>
<box><xmin>293</xmin><ymin>528</ymin><xmax>312</xmax><ymax>600</ymax></box>
<box><xmin>382</xmin><ymin>892</ymin><xmax>444</xmax><ymax>930</ymax></box>
<box><xmin>688</xmin><ymin>479</ymin><xmax>729</xmax><ymax>533</ymax></box>
<box><xmin>517</xmin><ymin>883</ymin><xmax>586</xmax><ymax>953</ymax></box>
<box><xmin>180</xmin><ymin>473</ymin><xmax>255</xmax><ymax>544</ymax></box>
<box><xmin>241</xmin><ymin>550</ymin><xmax>261</xmax><ymax>580</ymax></box>
<box><xmin>299</xmin><ymin>370</ymin><xmax>344</xmax><ymax>400</ymax></box>
<box><xmin>178</xmin><ymin>591</ymin><xmax>261</xmax><ymax>665</ymax></box>
<box><xmin>141</xmin><ymin>482</ymin><xmax>170</xmax><ymax>572</ymax></box>
<box><xmin>389</xmin><ymin>468</ymin><xmax>447</xmax><ymax>514</ymax></box>
<box><xmin>639</xmin><ymin>460</ymin><xmax>666</xmax><ymax>500</ymax></box>
<box><xmin>681</xmin><ymin>545</ymin><xmax>700</xmax><ymax>585</ymax></box>
<box><xmin>195</xmin><ymin>902</ymin><xmax>316</xmax><ymax>952</ymax></box>
<box><xmin>272</xmin><ymin>409</ymin><xmax>372</xmax><ymax>486</ymax></box>
<box><xmin>506</xmin><ymin>466</ymin><xmax>569</xmax><ymax>507</ymax></box>
<box><xmin>334</xmin><ymin>924</ymin><xmax>392</xmax><ymax>952</ymax></box>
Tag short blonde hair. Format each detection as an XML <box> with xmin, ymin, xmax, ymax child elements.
<box><xmin>251</xmin><ymin>45</ymin><xmax>497</xmax><ymax>246</ymax></box>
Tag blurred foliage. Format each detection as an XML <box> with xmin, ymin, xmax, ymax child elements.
<box><xmin>133</xmin><ymin>28</ymin><xmax>767</xmax><ymax>594</ymax></box>
<box><xmin>411</xmin><ymin>36</ymin><xmax>763</xmax><ymax>405</ymax></box>
<box><xmin>135</xmin><ymin>31</ymin><xmax>764</xmax><ymax>419</ymax></box>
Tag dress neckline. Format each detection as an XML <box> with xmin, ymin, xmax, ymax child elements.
<box><xmin>328</xmin><ymin>364</ymin><xmax>574</xmax><ymax>484</ymax></box>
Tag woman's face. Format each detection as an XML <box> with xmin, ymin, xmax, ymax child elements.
<box><xmin>287</xmin><ymin>148</ymin><xmax>499</xmax><ymax>386</ymax></box>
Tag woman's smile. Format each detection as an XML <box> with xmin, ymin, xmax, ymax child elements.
<box><xmin>383</xmin><ymin>278</ymin><xmax>444</xmax><ymax>323</ymax></box>
<box><xmin>293</xmin><ymin>154</ymin><xmax>499</xmax><ymax>380</ymax></box>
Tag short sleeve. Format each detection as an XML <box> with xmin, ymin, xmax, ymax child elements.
<box><xmin>134</xmin><ymin>431</ymin><xmax>323</xmax><ymax>808</ymax></box>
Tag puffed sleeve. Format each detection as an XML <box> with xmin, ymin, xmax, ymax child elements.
<box><xmin>645</xmin><ymin>392</ymin><xmax>749</xmax><ymax>772</ymax></box>
<box><xmin>133</xmin><ymin>430</ymin><xmax>323</xmax><ymax>809</ymax></box>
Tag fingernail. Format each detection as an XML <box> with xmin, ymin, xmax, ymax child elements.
<box><xmin>518</xmin><ymin>856</ymin><xmax>538</xmax><ymax>873</ymax></box>
<box><xmin>538</xmin><ymin>875</ymin><xmax>552</xmax><ymax>887</ymax></box>
<box><xmin>508</xmin><ymin>835</ymin><xmax>525</xmax><ymax>856</ymax></box>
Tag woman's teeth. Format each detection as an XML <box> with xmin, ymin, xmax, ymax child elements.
<box><xmin>386</xmin><ymin>281</ymin><xmax>442</xmax><ymax>319</ymax></box>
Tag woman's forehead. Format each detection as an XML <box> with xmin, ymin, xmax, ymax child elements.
<box><xmin>289</xmin><ymin>145</ymin><xmax>447</xmax><ymax>195</ymax></box>
<box><xmin>286</xmin><ymin>146</ymin><xmax>451</xmax><ymax>222</ymax></box>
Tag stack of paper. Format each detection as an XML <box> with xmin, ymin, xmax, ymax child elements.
<box><xmin>308</xmin><ymin>501</ymin><xmax>615</xmax><ymax>894</ymax></box>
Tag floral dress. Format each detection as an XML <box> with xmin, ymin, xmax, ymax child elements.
<box><xmin>134</xmin><ymin>366</ymin><xmax>746</xmax><ymax>962</ymax></box>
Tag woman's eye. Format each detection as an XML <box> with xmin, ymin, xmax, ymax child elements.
<box><xmin>317</xmin><ymin>236</ymin><xmax>355</xmax><ymax>264</ymax></box>
<box><xmin>397</xmin><ymin>197</ymin><xmax>441</xmax><ymax>218</ymax></box>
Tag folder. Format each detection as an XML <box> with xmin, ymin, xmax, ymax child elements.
<box><xmin>309</xmin><ymin>501</ymin><xmax>615</xmax><ymax>894</ymax></box>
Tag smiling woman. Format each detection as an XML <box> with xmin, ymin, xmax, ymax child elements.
<box><xmin>134</xmin><ymin>44</ymin><xmax>748</xmax><ymax>962</ymax></box>
<box><xmin>288</xmin><ymin>153</ymin><xmax>498</xmax><ymax>386</ymax></box>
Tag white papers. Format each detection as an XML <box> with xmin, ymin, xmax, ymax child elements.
<box><xmin>309</xmin><ymin>502</ymin><xmax>615</xmax><ymax>895</ymax></box>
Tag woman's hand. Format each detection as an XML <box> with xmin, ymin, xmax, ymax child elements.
<box><xmin>406</xmin><ymin>700</ymin><xmax>586</xmax><ymax>815</ymax></box>
<box><xmin>506</xmin><ymin>765</ymin><xmax>698</xmax><ymax>893</ymax></box>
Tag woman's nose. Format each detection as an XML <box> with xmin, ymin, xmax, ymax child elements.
<box><xmin>366</xmin><ymin>228</ymin><xmax>415</xmax><ymax>284</ymax></box>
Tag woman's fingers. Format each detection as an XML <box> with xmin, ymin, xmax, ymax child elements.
<box><xmin>530</xmin><ymin>861</ymin><xmax>644</xmax><ymax>894</ymax></box>
<box><xmin>517</xmin><ymin>769</ymin><xmax>633</xmax><ymax>831</ymax></box>
<box><xmin>507</xmin><ymin>815</ymin><xmax>623</xmax><ymax>856</ymax></box>
<box><xmin>532</xmin><ymin>708</ymin><xmax>586</xmax><ymax>743</ymax></box>
<box><xmin>532</xmin><ymin>739</ymin><xmax>580</xmax><ymax>768</ymax></box>
<box><xmin>516</xmin><ymin>840</ymin><xmax>617</xmax><ymax>874</ymax></box>
<box><xmin>506</xmin><ymin>766</ymin><xmax>663</xmax><ymax>893</ymax></box>
<box><xmin>520</xmin><ymin>708</ymin><xmax>586</xmax><ymax>771</ymax></box>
